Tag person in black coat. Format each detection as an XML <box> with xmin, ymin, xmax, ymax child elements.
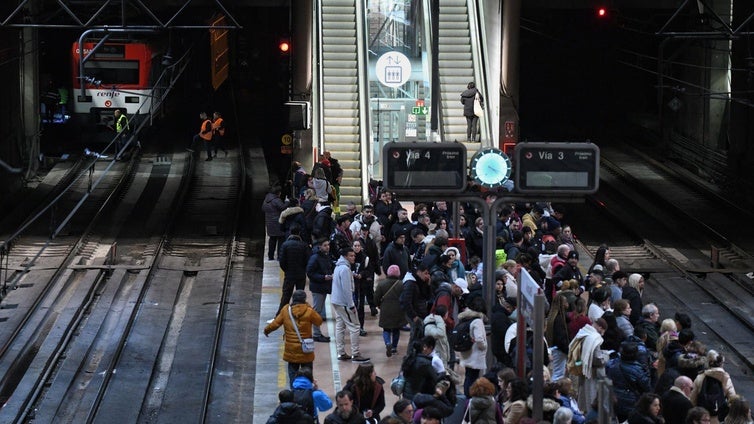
<box><xmin>279</xmin><ymin>198</ymin><xmax>308</xmax><ymax>241</ymax></box>
<box><xmin>311</xmin><ymin>202</ymin><xmax>335</xmax><ymax>245</ymax></box>
<box><xmin>623</xmin><ymin>274</ymin><xmax>645</xmax><ymax>325</ymax></box>
<box><xmin>266</xmin><ymin>389</ymin><xmax>314</xmax><ymax>424</ymax></box>
<box><xmin>262</xmin><ymin>186</ymin><xmax>290</xmax><ymax>260</ymax></box>
<box><xmin>382</xmin><ymin>232</ymin><xmax>410</xmax><ymax>278</ymax></box>
<box><xmin>460</xmin><ymin>81</ymin><xmax>484</xmax><ymax>142</ymax></box>
<box><xmin>277</xmin><ymin>225</ymin><xmax>312</xmax><ymax>315</ymax></box>
<box><xmin>660</xmin><ymin>376</ymin><xmax>694</xmax><ymax>424</ymax></box>
<box><xmin>353</xmin><ymin>239</ymin><xmax>378</xmax><ymax>334</ymax></box>
<box><xmin>306</xmin><ymin>241</ymin><xmax>334</xmax><ymax>342</ymax></box>
<box><xmin>401</xmin><ymin>342</ymin><xmax>440</xmax><ymax>401</ymax></box>
<box><xmin>627</xmin><ymin>393</ymin><xmax>663</xmax><ymax>424</ymax></box>
<box><xmin>490</xmin><ymin>303</ymin><xmax>513</xmax><ymax>367</ymax></box>
<box><xmin>412</xmin><ymin>376</ymin><xmax>457</xmax><ymax>419</ymax></box>
<box><xmin>399</xmin><ymin>264</ymin><xmax>433</xmax><ymax>347</ymax></box>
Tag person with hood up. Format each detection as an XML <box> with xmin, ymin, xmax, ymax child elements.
<box><xmin>443</xmin><ymin>247</ymin><xmax>466</xmax><ymax>281</ymax></box>
<box><xmin>279</xmin><ymin>198</ymin><xmax>308</xmax><ymax>241</ymax></box>
<box><xmin>460</xmin><ymin>81</ymin><xmax>484</xmax><ymax>142</ymax></box>
<box><xmin>264</xmin><ymin>290</ymin><xmax>324</xmax><ymax>385</ymax></box>
<box><xmin>331</xmin><ymin>247</ymin><xmax>370</xmax><ymax>363</ymax></box>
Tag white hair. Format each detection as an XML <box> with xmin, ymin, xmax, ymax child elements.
<box><xmin>553</xmin><ymin>407</ymin><xmax>573</xmax><ymax>424</ymax></box>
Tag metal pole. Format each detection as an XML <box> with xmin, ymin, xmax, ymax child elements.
<box><xmin>531</xmin><ymin>293</ymin><xmax>546</xmax><ymax>421</ymax></box>
<box><xmin>516</xmin><ymin>272</ymin><xmax>526</xmax><ymax>378</ymax></box>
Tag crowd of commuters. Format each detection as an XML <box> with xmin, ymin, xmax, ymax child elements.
<box><xmin>263</xmin><ymin>177</ymin><xmax>748</xmax><ymax>424</ymax></box>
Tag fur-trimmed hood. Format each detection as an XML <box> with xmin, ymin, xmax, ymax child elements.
<box><xmin>279</xmin><ymin>206</ymin><xmax>304</xmax><ymax>223</ymax></box>
<box><xmin>526</xmin><ymin>395</ymin><xmax>561</xmax><ymax>412</ymax></box>
<box><xmin>678</xmin><ymin>352</ymin><xmax>708</xmax><ymax>371</ymax></box>
<box><xmin>458</xmin><ymin>308</ymin><xmax>487</xmax><ymax>323</ymax></box>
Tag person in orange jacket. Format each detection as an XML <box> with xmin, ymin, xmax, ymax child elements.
<box><xmin>264</xmin><ymin>290</ymin><xmax>324</xmax><ymax>386</ymax></box>
<box><xmin>188</xmin><ymin>112</ymin><xmax>213</xmax><ymax>161</ymax></box>
<box><xmin>211</xmin><ymin>111</ymin><xmax>227</xmax><ymax>158</ymax></box>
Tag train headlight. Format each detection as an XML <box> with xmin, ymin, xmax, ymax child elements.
<box><xmin>77</xmin><ymin>95</ymin><xmax>92</xmax><ymax>102</ymax></box>
<box><xmin>125</xmin><ymin>96</ymin><xmax>140</xmax><ymax>104</ymax></box>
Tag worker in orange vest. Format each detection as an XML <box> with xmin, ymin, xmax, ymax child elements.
<box><xmin>188</xmin><ymin>112</ymin><xmax>214</xmax><ymax>161</ymax></box>
<box><xmin>212</xmin><ymin>111</ymin><xmax>227</xmax><ymax>158</ymax></box>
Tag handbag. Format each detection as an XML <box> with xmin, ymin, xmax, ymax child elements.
<box><xmin>288</xmin><ymin>305</ymin><xmax>315</xmax><ymax>353</ymax></box>
<box><xmin>473</xmin><ymin>92</ymin><xmax>483</xmax><ymax>117</ymax></box>
<box><xmin>390</xmin><ymin>373</ymin><xmax>405</xmax><ymax>396</ymax></box>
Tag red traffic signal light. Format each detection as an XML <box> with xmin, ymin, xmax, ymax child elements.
<box><xmin>596</xmin><ymin>6</ymin><xmax>608</xmax><ymax>18</ymax></box>
<box><xmin>278</xmin><ymin>39</ymin><xmax>291</xmax><ymax>54</ymax></box>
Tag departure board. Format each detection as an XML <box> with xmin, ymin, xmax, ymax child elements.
<box><xmin>383</xmin><ymin>142</ymin><xmax>467</xmax><ymax>193</ymax></box>
<box><xmin>514</xmin><ymin>142</ymin><xmax>600</xmax><ymax>194</ymax></box>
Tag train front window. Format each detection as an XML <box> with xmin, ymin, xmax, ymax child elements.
<box><xmin>84</xmin><ymin>60</ymin><xmax>139</xmax><ymax>85</ymax></box>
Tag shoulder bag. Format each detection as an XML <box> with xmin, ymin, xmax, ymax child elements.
<box><xmin>473</xmin><ymin>92</ymin><xmax>484</xmax><ymax>118</ymax></box>
<box><xmin>288</xmin><ymin>305</ymin><xmax>316</xmax><ymax>353</ymax></box>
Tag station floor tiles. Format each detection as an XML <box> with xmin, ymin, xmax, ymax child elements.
<box><xmin>253</xmin><ymin>256</ymin><xmax>418</xmax><ymax>423</ymax></box>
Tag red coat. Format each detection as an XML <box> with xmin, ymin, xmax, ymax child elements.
<box><xmin>264</xmin><ymin>303</ymin><xmax>323</xmax><ymax>364</ymax></box>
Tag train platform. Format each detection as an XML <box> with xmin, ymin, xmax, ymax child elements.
<box><xmin>250</xmin><ymin>206</ymin><xmax>596</xmax><ymax>422</ymax></box>
<box><xmin>252</xmin><ymin>253</ymin><xmax>407</xmax><ymax>423</ymax></box>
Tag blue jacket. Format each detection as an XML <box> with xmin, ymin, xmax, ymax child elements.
<box><xmin>606</xmin><ymin>359</ymin><xmax>651</xmax><ymax>420</ymax></box>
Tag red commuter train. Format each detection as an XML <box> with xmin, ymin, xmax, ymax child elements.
<box><xmin>70</xmin><ymin>41</ymin><xmax>158</xmax><ymax>129</ymax></box>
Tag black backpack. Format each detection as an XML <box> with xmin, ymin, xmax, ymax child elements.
<box><xmin>697</xmin><ymin>376</ymin><xmax>729</xmax><ymax>418</ymax></box>
<box><xmin>451</xmin><ymin>317</ymin><xmax>475</xmax><ymax>352</ymax></box>
<box><xmin>292</xmin><ymin>387</ymin><xmax>316</xmax><ymax>421</ymax></box>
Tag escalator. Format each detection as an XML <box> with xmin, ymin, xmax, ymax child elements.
<box><xmin>438</xmin><ymin>0</ymin><xmax>490</xmax><ymax>149</ymax></box>
<box><xmin>316</xmin><ymin>0</ymin><xmax>368</xmax><ymax>206</ymax></box>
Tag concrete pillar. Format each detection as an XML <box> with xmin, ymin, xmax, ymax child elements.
<box><xmin>729</xmin><ymin>0</ymin><xmax>754</xmax><ymax>182</ymax></box>
<box><xmin>21</xmin><ymin>25</ymin><xmax>40</xmax><ymax>178</ymax></box>
<box><xmin>293</xmin><ymin>1</ymin><xmax>314</xmax><ymax>168</ymax></box>
<box><xmin>704</xmin><ymin>0</ymin><xmax>733</xmax><ymax>150</ymax></box>
<box><xmin>500</xmin><ymin>0</ymin><xmax>520</xmax><ymax>150</ymax></box>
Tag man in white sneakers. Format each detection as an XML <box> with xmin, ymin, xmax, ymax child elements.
<box><xmin>331</xmin><ymin>247</ymin><xmax>370</xmax><ymax>363</ymax></box>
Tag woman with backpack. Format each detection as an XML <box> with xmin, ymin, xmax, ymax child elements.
<box><xmin>691</xmin><ymin>350</ymin><xmax>736</xmax><ymax>424</ymax></box>
<box><xmin>457</xmin><ymin>296</ymin><xmax>488</xmax><ymax>397</ymax></box>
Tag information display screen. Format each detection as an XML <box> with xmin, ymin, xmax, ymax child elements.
<box><xmin>383</xmin><ymin>142</ymin><xmax>466</xmax><ymax>193</ymax></box>
<box><xmin>514</xmin><ymin>142</ymin><xmax>600</xmax><ymax>194</ymax></box>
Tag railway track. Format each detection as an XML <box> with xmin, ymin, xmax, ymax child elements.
<box><xmin>0</xmin><ymin>149</ymin><xmax>248</xmax><ymax>422</ymax></box>
<box><xmin>574</xmin><ymin>142</ymin><xmax>754</xmax><ymax>391</ymax></box>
